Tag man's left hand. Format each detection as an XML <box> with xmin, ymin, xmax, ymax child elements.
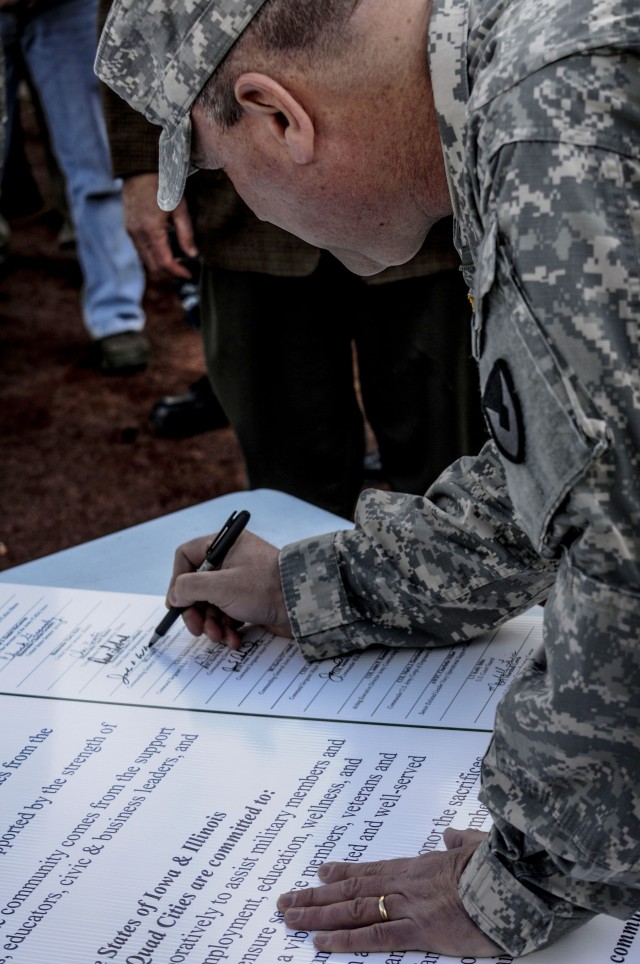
<box><xmin>277</xmin><ymin>828</ymin><xmax>501</xmax><ymax>957</ymax></box>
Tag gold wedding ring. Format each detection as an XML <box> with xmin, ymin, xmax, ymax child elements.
<box><xmin>378</xmin><ymin>895</ymin><xmax>390</xmax><ymax>922</ymax></box>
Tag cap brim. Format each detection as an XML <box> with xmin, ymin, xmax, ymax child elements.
<box><xmin>157</xmin><ymin>114</ymin><xmax>192</xmax><ymax>212</ymax></box>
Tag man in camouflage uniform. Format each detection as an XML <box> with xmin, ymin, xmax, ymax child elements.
<box><xmin>97</xmin><ymin>0</ymin><xmax>485</xmax><ymax>520</ymax></box>
<box><xmin>96</xmin><ymin>0</ymin><xmax>640</xmax><ymax>957</ymax></box>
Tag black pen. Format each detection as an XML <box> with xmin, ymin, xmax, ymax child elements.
<box><xmin>148</xmin><ymin>509</ymin><xmax>251</xmax><ymax>648</ymax></box>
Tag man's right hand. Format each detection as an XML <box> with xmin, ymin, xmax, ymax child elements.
<box><xmin>122</xmin><ymin>172</ymin><xmax>198</xmax><ymax>281</ymax></box>
<box><xmin>166</xmin><ymin>530</ymin><xmax>293</xmax><ymax>649</ymax></box>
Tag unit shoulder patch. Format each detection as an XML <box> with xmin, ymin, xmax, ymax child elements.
<box><xmin>482</xmin><ymin>359</ymin><xmax>525</xmax><ymax>464</ymax></box>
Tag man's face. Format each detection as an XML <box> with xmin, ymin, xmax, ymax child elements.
<box><xmin>190</xmin><ymin>103</ymin><xmax>443</xmax><ymax>276</ymax></box>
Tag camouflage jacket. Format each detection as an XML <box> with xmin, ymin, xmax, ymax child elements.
<box><xmin>280</xmin><ymin>0</ymin><xmax>640</xmax><ymax>953</ymax></box>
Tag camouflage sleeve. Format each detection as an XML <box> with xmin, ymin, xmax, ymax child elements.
<box><xmin>456</xmin><ymin>51</ymin><xmax>640</xmax><ymax>954</ymax></box>
<box><xmin>279</xmin><ymin>440</ymin><xmax>557</xmax><ymax>662</ymax></box>
<box><xmin>280</xmin><ymin>42</ymin><xmax>640</xmax><ymax>956</ymax></box>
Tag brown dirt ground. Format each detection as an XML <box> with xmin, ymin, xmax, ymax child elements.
<box><xmin>0</xmin><ymin>100</ymin><xmax>247</xmax><ymax>573</ymax></box>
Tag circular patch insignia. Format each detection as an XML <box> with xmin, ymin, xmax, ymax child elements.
<box><xmin>481</xmin><ymin>359</ymin><xmax>525</xmax><ymax>464</ymax></box>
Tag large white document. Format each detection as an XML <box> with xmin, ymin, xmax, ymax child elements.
<box><xmin>1</xmin><ymin>696</ymin><xmax>637</xmax><ymax>964</ymax></box>
<box><xmin>1</xmin><ymin>583</ymin><xmax>637</xmax><ymax>963</ymax></box>
<box><xmin>0</xmin><ymin>583</ymin><xmax>541</xmax><ymax>730</ymax></box>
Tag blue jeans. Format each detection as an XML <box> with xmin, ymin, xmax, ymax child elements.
<box><xmin>0</xmin><ymin>0</ymin><xmax>146</xmax><ymax>339</ymax></box>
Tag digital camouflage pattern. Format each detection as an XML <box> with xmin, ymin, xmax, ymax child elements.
<box><xmin>96</xmin><ymin>0</ymin><xmax>639</xmax><ymax>953</ymax></box>
<box><xmin>281</xmin><ymin>0</ymin><xmax>640</xmax><ymax>953</ymax></box>
<box><xmin>95</xmin><ymin>0</ymin><xmax>268</xmax><ymax>210</ymax></box>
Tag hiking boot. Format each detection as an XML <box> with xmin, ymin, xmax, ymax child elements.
<box><xmin>97</xmin><ymin>331</ymin><xmax>150</xmax><ymax>374</ymax></box>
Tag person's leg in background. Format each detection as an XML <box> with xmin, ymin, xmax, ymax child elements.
<box><xmin>13</xmin><ymin>0</ymin><xmax>148</xmax><ymax>373</ymax></box>
<box><xmin>201</xmin><ymin>257</ymin><xmax>365</xmax><ymax>520</ymax></box>
<box><xmin>147</xmin><ymin>240</ymin><xmax>229</xmax><ymax>437</ymax></box>
<box><xmin>0</xmin><ymin>8</ymin><xmax>24</xmax><ymax>208</ymax></box>
<box><xmin>0</xmin><ymin>19</ymin><xmax>10</xmax><ymax>267</ymax></box>
<box><xmin>355</xmin><ymin>267</ymin><xmax>487</xmax><ymax>495</ymax></box>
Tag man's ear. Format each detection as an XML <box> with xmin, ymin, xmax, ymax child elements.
<box><xmin>234</xmin><ymin>72</ymin><xmax>315</xmax><ymax>164</ymax></box>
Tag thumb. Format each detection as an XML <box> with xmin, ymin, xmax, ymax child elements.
<box><xmin>172</xmin><ymin>199</ymin><xmax>199</xmax><ymax>258</ymax></box>
<box><xmin>443</xmin><ymin>827</ymin><xmax>488</xmax><ymax>851</ymax></box>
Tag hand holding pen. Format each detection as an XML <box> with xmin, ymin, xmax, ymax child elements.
<box><xmin>154</xmin><ymin>511</ymin><xmax>293</xmax><ymax>650</ymax></box>
<box><xmin>149</xmin><ymin>510</ymin><xmax>251</xmax><ymax>647</ymax></box>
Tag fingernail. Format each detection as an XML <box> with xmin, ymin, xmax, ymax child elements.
<box><xmin>284</xmin><ymin>909</ymin><xmax>301</xmax><ymax>924</ymax></box>
<box><xmin>277</xmin><ymin>894</ymin><xmax>293</xmax><ymax>910</ymax></box>
<box><xmin>314</xmin><ymin>935</ymin><xmax>329</xmax><ymax>949</ymax></box>
<box><xmin>317</xmin><ymin>863</ymin><xmax>333</xmax><ymax>881</ymax></box>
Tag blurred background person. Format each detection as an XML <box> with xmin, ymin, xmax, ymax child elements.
<box><xmin>0</xmin><ymin>36</ymin><xmax>8</xmax><ymax>266</ymax></box>
<box><xmin>99</xmin><ymin>0</ymin><xmax>486</xmax><ymax>518</ymax></box>
<box><xmin>0</xmin><ymin>0</ymin><xmax>149</xmax><ymax>374</ymax></box>
<box><xmin>119</xmin><ymin>171</ymin><xmax>485</xmax><ymax>518</ymax></box>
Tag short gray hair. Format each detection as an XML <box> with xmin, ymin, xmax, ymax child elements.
<box><xmin>195</xmin><ymin>0</ymin><xmax>358</xmax><ymax>128</ymax></box>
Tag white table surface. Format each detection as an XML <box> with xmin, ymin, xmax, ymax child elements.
<box><xmin>0</xmin><ymin>488</ymin><xmax>350</xmax><ymax>595</ymax></box>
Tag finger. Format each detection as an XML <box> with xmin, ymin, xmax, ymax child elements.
<box><xmin>184</xmin><ymin>603</ymin><xmax>232</xmax><ymax>645</ymax></box>
<box><xmin>172</xmin><ymin>201</ymin><xmax>199</xmax><ymax>258</ymax></box>
<box><xmin>202</xmin><ymin>609</ymin><xmax>243</xmax><ymax>649</ymax></box>
<box><xmin>148</xmin><ymin>231</ymin><xmax>192</xmax><ymax>280</ymax></box>
<box><xmin>174</xmin><ymin>569</ymin><xmax>260</xmax><ymax>621</ymax></box>
<box><xmin>279</xmin><ymin>872</ymin><xmax>395</xmax><ymax>915</ymax></box>
<box><xmin>127</xmin><ymin>216</ymin><xmax>189</xmax><ymax>280</ymax></box>
<box><xmin>443</xmin><ymin>827</ymin><xmax>488</xmax><ymax>850</ymax></box>
<box><xmin>313</xmin><ymin>920</ymin><xmax>413</xmax><ymax>955</ymax></box>
<box><xmin>282</xmin><ymin>893</ymin><xmax>403</xmax><ymax>933</ymax></box>
<box><xmin>318</xmin><ymin>856</ymin><xmax>415</xmax><ymax>884</ymax></box>
<box><xmin>171</xmin><ymin>536</ymin><xmax>215</xmax><ymax>585</ymax></box>
<box><xmin>181</xmin><ymin>605</ymin><xmax>207</xmax><ymax>639</ymax></box>
<box><xmin>128</xmin><ymin>230</ymin><xmax>162</xmax><ymax>276</ymax></box>
<box><xmin>310</xmin><ymin>898</ymin><xmax>499</xmax><ymax>958</ymax></box>
<box><xmin>220</xmin><ymin>623</ymin><xmax>244</xmax><ymax>650</ymax></box>
<box><xmin>171</xmin><ymin>571</ymin><xmax>223</xmax><ymax>610</ymax></box>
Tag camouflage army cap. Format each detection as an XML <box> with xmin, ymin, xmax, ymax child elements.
<box><xmin>95</xmin><ymin>0</ymin><xmax>269</xmax><ymax>211</ymax></box>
